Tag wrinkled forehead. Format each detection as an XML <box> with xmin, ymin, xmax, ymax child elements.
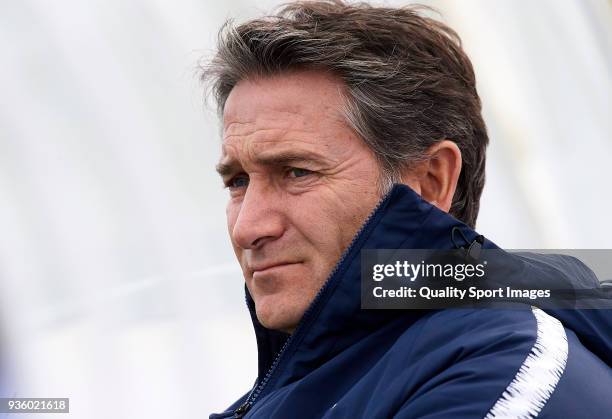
<box><xmin>222</xmin><ymin>71</ymin><xmax>349</xmax><ymax>133</ymax></box>
<box><xmin>219</xmin><ymin>71</ymin><xmax>352</xmax><ymax>161</ymax></box>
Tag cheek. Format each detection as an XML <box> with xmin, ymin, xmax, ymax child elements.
<box><xmin>326</xmin><ymin>189</ymin><xmax>379</xmax><ymax>242</ymax></box>
<box><xmin>288</xmin><ymin>197</ymin><xmax>345</xmax><ymax>255</ymax></box>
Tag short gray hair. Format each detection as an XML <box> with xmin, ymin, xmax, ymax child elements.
<box><xmin>201</xmin><ymin>0</ymin><xmax>489</xmax><ymax>227</ymax></box>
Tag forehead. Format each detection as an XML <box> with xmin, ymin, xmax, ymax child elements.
<box><xmin>221</xmin><ymin>70</ymin><xmax>350</xmax><ymax>156</ymax></box>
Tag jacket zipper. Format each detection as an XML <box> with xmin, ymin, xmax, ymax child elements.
<box><xmin>233</xmin><ymin>188</ymin><xmax>394</xmax><ymax>418</ymax></box>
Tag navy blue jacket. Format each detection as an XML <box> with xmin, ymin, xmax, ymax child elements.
<box><xmin>211</xmin><ymin>184</ymin><xmax>612</xmax><ymax>418</ymax></box>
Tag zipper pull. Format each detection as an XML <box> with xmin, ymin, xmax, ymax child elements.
<box><xmin>234</xmin><ymin>402</ymin><xmax>250</xmax><ymax>418</ymax></box>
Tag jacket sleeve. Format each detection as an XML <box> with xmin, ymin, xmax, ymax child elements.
<box><xmin>392</xmin><ymin>307</ymin><xmax>573</xmax><ymax>419</ymax></box>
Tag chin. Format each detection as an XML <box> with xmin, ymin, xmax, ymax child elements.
<box><xmin>255</xmin><ymin>296</ymin><xmax>302</xmax><ymax>333</ymax></box>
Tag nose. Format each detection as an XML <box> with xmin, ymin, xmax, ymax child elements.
<box><xmin>231</xmin><ymin>183</ymin><xmax>285</xmax><ymax>250</ymax></box>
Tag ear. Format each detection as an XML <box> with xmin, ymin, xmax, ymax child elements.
<box><xmin>401</xmin><ymin>140</ymin><xmax>462</xmax><ymax>212</ymax></box>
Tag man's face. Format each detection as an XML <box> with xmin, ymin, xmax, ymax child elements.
<box><xmin>218</xmin><ymin>70</ymin><xmax>383</xmax><ymax>333</ymax></box>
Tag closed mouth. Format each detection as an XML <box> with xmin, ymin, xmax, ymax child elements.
<box><xmin>251</xmin><ymin>262</ymin><xmax>300</xmax><ymax>275</ymax></box>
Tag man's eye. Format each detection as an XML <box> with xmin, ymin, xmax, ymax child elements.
<box><xmin>227</xmin><ymin>175</ymin><xmax>249</xmax><ymax>188</ymax></box>
<box><xmin>288</xmin><ymin>168</ymin><xmax>313</xmax><ymax>178</ymax></box>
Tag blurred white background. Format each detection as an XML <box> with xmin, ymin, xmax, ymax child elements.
<box><xmin>0</xmin><ymin>0</ymin><xmax>610</xmax><ymax>418</ymax></box>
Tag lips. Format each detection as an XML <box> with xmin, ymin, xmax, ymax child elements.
<box><xmin>250</xmin><ymin>262</ymin><xmax>299</xmax><ymax>275</ymax></box>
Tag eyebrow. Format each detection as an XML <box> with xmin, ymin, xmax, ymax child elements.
<box><xmin>215</xmin><ymin>150</ymin><xmax>326</xmax><ymax>177</ymax></box>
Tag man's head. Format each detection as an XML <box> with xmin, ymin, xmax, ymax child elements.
<box><xmin>203</xmin><ymin>1</ymin><xmax>488</xmax><ymax>333</ymax></box>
